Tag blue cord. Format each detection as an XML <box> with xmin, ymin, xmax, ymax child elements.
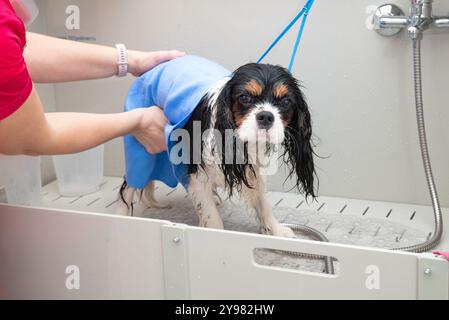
<box><xmin>288</xmin><ymin>1</ymin><xmax>313</xmax><ymax>72</ymax></box>
<box><xmin>257</xmin><ymin>0</ymin><xmax>315</xmax><ymax>72</ymax></box>
<box><xmin>256</xmin><ymin>6</ymin><xmax>308</xmax><ymax>64</ymax></box>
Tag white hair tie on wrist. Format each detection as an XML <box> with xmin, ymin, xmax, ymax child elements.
<box><xmin>115</xmin><ymin>44</ymin><xmax>128</xmax><ymax>77</ymax></box>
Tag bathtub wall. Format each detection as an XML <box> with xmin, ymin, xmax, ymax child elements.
<box><xmin>35</xmin><ymin>0</ymin><xmax>449</xmax><ymax>206</ymax></box>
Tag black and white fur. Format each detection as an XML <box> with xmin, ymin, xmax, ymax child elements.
<box><xmin>116</xmin><ymin>63</ymin><xmax>315</xmax><ymax>238</ymax></box>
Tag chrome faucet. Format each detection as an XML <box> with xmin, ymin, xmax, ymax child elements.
<box><xmin>374</xmin><ymin>0</ymin><xmax>449</xmax><ymax>39</ymax></box>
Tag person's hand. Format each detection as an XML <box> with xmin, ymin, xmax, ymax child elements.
<box><xmin>132</xmin><ymin>107</ymin><xmax>168</xmax><ymax>154</ymax></box>
<box><xmin>128</xmin><ymin>50</ymin><xmax>186</xmax><ymax>77</ymax></box>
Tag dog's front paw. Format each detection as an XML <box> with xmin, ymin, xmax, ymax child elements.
<box><xmin>271</xmin><ymin>225</ymin><xmax>296</xmax><ymax>238</ymax></box>
<box><xmin>261</xmin><ymin>224</ymin><xmax>296</xmax><ymax>238</ymax></box>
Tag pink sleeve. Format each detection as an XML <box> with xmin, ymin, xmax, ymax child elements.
<box><xmin>0</xmin><ymin>4</ymin><xmax>33</xmax><ymax>121</ymax></box>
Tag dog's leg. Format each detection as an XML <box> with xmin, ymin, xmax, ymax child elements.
<box><xmin>188</xmin><ymin>172</ymin><xmax>224</xmax><ymax>229</ymax></box>
<box><xmin>116</xmin><ymin>184</ymin><xmax>136</xmax><ymax>216</ymax></box>
<box><xmin>242</xmin><ymin>170</ymin><xmax>295</xmax><ymax>238</ymax></box>
<box><xmin>141</xmin><ymin>182</ymin><xmax>170</xmax><ymax>209</ymax></box>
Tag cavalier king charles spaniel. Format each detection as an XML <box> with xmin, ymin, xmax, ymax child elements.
<box><xmin>117</xmin><ymin>62</ymin><xmax>315</xmax><ymax>238</ymax></box>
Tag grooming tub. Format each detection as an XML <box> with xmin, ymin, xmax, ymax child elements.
<box><xmin>0</xmin><ymin>176</ymin><xmax>447</xmax><ymax>300</ymax></box>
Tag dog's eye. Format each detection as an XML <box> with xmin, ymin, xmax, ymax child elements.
<box><xmin>280</xmin><ymin>98</ymin><xmax>292</xmax><ymax>109</ymax></box>
<box><xmin>239</xmin><ymin>94</ymin><xmax>253</xmax><ymax>105</ymax></box>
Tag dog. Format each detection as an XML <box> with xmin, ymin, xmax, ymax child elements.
<box><xmin>116</xmin><ymin>60</ymin><xmax>315</xmax><ymax>238</ymax></box>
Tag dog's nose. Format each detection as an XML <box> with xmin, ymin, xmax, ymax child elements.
<box><xmin>256</xmin><ymin>111</ymin><xmax>274</xmax><ymax>129</ymax></box>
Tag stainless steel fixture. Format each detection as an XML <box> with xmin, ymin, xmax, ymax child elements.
<box><xmin>373</xmin><ymin>0</ymin><xmax>449</xmax><ymax>253</ymax></box>
<box><xmin>374</xmin><ymin>0</ymin><xmax>449</xmax><ymax>38</ymax></box>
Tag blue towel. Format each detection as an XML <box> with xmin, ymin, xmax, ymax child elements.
<box><xmin>124</xmin><ymin>55</ymin><xmax>231</xmax><ymax>189</ymax></box>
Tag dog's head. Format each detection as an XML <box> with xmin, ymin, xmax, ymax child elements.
<box><xmin>215</xmin><ymin>63</ymin><xmax>316</xmax><ymax>198</ymax></box>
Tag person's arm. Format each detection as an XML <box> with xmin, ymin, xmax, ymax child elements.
<box><xmin>24</xmin><ymin>32</ymin><xmax>185</xmax><ymax>83</ymax></box>
<box><xmin>0</xmin><ymin>87</ymin><xmax>167</xmax><ymax>155</ymax></box>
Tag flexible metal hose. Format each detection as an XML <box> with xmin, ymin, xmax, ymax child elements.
<box><xmin>393</xmin><ymin>39</ymin><xmax>443</xmax><ymax>252</ymax></box>
<box><xmin>280</xmin><ymin>39</ymin><xmax>442</xmax><ymax>261</ymax></box>
<box><xmin>278</xmin><ymin>38</ymin><xmax>442</xmax><ymax>270</ymax></box>
<box><xmin>280</xmin><ymin>223</ymin><xmax>335</xmax><ymax>274</ymax></box>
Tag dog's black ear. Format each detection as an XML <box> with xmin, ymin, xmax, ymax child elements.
<box><xmin>283</xmin><ymin>88</ymin><xmax>316</xmax><ymax>198</ymax></box>
<box><xmin>214</xmin><ymin>81</ymin><xmax>255</xmax><ymax>195</ymax></box>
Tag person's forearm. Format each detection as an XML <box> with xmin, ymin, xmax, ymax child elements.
<box><xmin>0</xmin><ymin>88</ymin><xmax>143</xmax><ymax>155</ymax></box>
<box><xmin>41</xmin><ymin>111</ymin><xmax>142</xmax><ymax>155</ymax></box>
<box><xmin>0</xmin><ymin>87</ymin><xmax>167</xmax><ymax>156</ymax></box>
<box><xmin>24</xmin><ymin>32</ymin><xmax>185</xmax><ymax>82</ymax></box>
<box><xmin>24</xmin><ymin>32</ymin><xmax>129</xmax><ymax>83</ymax></box>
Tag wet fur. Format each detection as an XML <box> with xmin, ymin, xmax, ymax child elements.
<box><xmin>118</xmin><ymin>63</ymin><xmax>316</xmax><ymax>237</ymax></box>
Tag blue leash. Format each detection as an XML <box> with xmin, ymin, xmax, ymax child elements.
<box><xmin>257</xmin><ymin>0</ymin><xmax>315</xmax><ymax>72</ymax></box>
